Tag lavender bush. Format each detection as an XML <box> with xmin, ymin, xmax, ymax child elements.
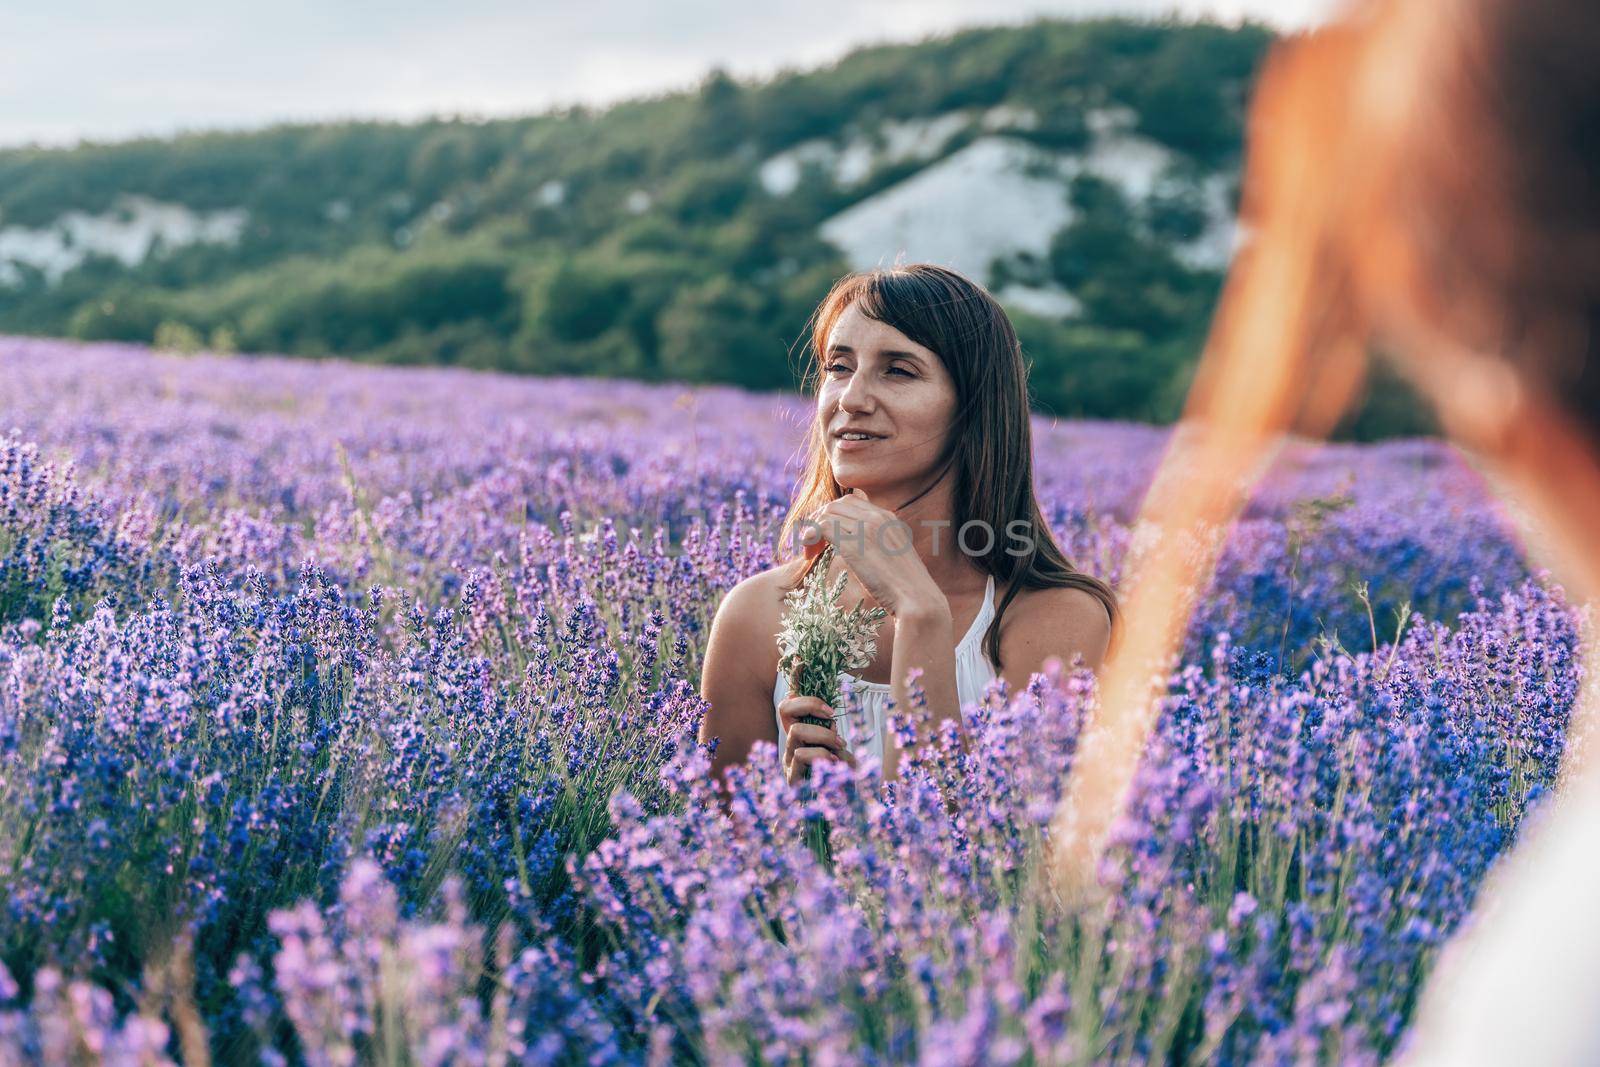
<box><xmin>0</xmin><ymin>336</ymin><xmax>1572</xmax><ymax>1064</ymax></box>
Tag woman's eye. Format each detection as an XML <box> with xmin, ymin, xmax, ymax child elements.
<box><xmin>824</xmin><ymin>361</ymin><xmax>912</xmax><ymax>377</ymax></box>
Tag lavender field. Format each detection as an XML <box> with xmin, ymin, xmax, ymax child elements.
<box><xmin>0</xmin><ymin>335</ymin><xmax>1579</xmax><ymax>1064</ymax></box>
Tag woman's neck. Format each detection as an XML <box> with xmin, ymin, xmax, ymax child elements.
<box><xmin>868</xmin><ymin>475</ymin><xmax>988</xmax><ymax>591</ymax></box>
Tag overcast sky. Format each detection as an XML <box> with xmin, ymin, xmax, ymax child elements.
<box><xmin>0</xmin><ymin>0</ymin><xmax>1337</xmax><ymax>149</ymax></box>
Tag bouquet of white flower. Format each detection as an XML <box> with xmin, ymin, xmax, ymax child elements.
<box><xmin>776</xmin><ymin>545</ymin><xmax>888</xmax><ymax>726</ymax></box>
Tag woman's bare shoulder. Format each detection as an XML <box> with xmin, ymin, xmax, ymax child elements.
<box><xmin>701</xmin><ymin>562</ymin><xmax>806</xmax><ymax>762</ymax></box>
<box><xmin>998</xmin><ymin>581</ymin><xmax>1113</xmax><ymax>672</ymax></box>
<box><xmin>707</xmin><ymin>560</ymin><xmax>806</xmax><ymax>671</ymax></box>
<box><xmin>719</xmin><ymin>559</ymin><xmax>805</xmax><ymax>617</ymax></box>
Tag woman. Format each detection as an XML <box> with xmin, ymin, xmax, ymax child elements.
<box><xmin>1051</xmin><ymin>0</ymin><xmax>1600</xmax><ymax>1061</ymax></box>
<box><xmin>699</xmin><ymin>264</ymin><xmax>1115</xmax><ymax>786</ymax></box>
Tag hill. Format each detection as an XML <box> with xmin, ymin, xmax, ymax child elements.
<box><xmin>0</xmin><ymin>16</ymin><xmax>1429</xmax><ymax>436</ymax></box>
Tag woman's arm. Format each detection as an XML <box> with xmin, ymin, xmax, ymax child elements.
<box><xmin>883</xmin><ymin>594</ymin><xmax>959</xmax><ymax>781</ymax></box>
<box><xmin>699</xmin><ymin>573</ymin><xmax>783</xmax><ymax>784</ymax></box>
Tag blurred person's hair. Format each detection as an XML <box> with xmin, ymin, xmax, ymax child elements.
<box><xmin>778</xmin><ymin>263</ymin><xmax>1116</xmax><ymax>671</ymax></box>
<box><xmin>1192</xmin><ymin>0</ymin><xmax>1599</xmax><ymax>449</ymax></box>
<box><xmin>1053</xmin><ymin>0</ymin><xmax>1600</xmax><ymax>894</ymax></box>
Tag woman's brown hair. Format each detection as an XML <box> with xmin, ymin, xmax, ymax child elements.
<box><xmin>778</xmin><ymin>263</ymin><xmax>1116</xmax><ymax>671</ymax></box>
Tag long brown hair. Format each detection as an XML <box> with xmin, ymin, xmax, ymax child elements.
<box><xmin>778</xmin><ymin>263</ymin><xmax>1117</xmax><ymax>671</ymax></box>
<box><xmin>1183</xmin><ymin>0</ymin><xmax>1600</xmax><ymax>450</ymax></box>
<box><xmin>1052</xmin><ymin>0</ymin><xmax>1600</xmax><ymax>895</ymax></box>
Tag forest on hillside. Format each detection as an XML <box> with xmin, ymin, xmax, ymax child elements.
<box><xmin>0</xmin><ymin>18</ymin><xmax>1430</xmax><ymax>437</ymax></box>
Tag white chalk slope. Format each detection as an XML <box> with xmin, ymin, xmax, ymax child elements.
<box><xmin>768</xmin><ymin>105</ymin><xmax>1239</xmax><ymax>319</ymax></box>
<box><xmin>0</xmin><ymin>195</ymin><xmax>247</xmax><ymax>285</ymax></box>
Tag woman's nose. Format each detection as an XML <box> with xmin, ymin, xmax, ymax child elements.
<box><xmin>838</xmin><ymin>368</ymin><xmax>876</xmax><ymax>413</ymax></box>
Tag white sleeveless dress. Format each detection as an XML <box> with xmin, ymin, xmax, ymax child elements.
<box><xmin>772</xmin><ymin>574</ymin><xmax>999</xmax><ymax>767</ymax></box>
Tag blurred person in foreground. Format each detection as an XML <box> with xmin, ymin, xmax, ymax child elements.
<box><xmin>1049</xmin><ymin>0</ymin><xmax>1600</xmax><ymax>1061</ymax></box>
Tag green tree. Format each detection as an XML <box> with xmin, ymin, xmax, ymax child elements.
<box><xmin>657</xmin><ymin>277</ymin><xmax>793</xmax><ymax>390</ymax></box>
<box><xmin>533</xmin><ymin>261</ymin><xmax>631</xmax><ymax>344</ymax></box>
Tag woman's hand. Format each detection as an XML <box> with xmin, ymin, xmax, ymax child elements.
<box><xmin>801</xmin><ymin>488</ymin><xmax>947</xmax><ymax>621</ymax></box>
<box><xmin>777</xmin><ymin>693</ymin><xmax>857</xmax><ymax>784</ymax></box>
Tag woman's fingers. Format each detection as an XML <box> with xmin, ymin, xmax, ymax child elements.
<box><xmin>782</xmin><ymin>720</ymin><xmax>857</xmax><ymax>783</ymax></box>
<box><xmin>805</xmin><ymin>499</ymin><xmax>870</xmax><ymax>546</ymax></box>
<box><xmin>778</xmin><ymin>694</ymin><xmax>865</xmax><ymax>782</ymax></box>
<box><xmin>785</xmin><ymin>752</ymin><xmax>810</xmax><ymax>785</ymax></box>
<box><xmin>784</xmin><ymin>743</ymin><xmax>847</xmax><ymax>784</ymax></box>
<box><xmin>778</xmin><ymin>695</ymin><xmax>834</xmax><ymax>732</ymax></box>
<box><xmin>785</xmin><ymin>722</ymin><xmax>846</xmax><ymax>754</ymax></box>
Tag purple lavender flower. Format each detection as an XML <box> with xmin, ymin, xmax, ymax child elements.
<box><xmin>0</xmin><ymin>335</ymin><xmax>1576</xmax><ymax>1062</ymax></box>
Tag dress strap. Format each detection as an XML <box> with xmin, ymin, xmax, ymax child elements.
<box><xmin>955</xmin><ymin>574</ymin><xmax>996</xmax><ymax>651</ymax></box>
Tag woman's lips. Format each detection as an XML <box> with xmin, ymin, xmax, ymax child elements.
<box><xmin>833</xmin><ymin>435</ymin><xmax>883</xmax><ymax>452</ymax></box>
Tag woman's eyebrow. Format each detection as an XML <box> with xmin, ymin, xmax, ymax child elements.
<box><xmin>880</xmin><ymin>349</ymin><xmax>925</xmax><ymax>365</ymax></box>
<box><xmin>827</xmin><ymin>344</ymin><xmax>926</xmax><ymax>365</ymax></box>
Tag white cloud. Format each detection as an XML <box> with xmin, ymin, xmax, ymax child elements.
<box><xmin>0</xmin><ymin>0</ymin><xmax>1340</xmax><ymax>149</ymax></box>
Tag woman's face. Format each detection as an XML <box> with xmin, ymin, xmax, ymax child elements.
<box><xmin>817</xmin><ymin>300</ymin><xmax>960</xmax><ymax>502</ymax></box>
